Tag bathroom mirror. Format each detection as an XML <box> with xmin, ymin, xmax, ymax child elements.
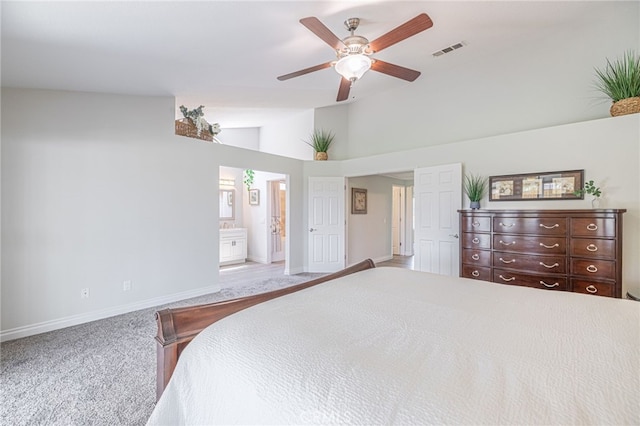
<box><xmin>219</xmin><ymin>189</ymin><xmax>235</xmax><ymax>220</ymax></box>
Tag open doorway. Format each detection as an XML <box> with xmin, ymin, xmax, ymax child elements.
<box><xmin>218</xmin><ymin>166</ymin><xmax>289</xmax><ymax>286</ymax></box>
<box><xmin>392</xmin><ymin>184</ymin><xmax>414</xmax><ymax>257</ymax></box>
<box><xmin>269</xmin><ymin>180</ymin><xmax>286</xmax><ymax>263</ymax></box>
<box><xmin>346</xmin><ymin>173</ymin><xmax>414</xmax><ymax>269</ymax></box>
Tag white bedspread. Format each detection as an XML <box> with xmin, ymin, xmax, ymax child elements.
<box><xmin>147</xmin><ymin>267</ymin><xmax>640</xmax><ymax>425</ymax></box>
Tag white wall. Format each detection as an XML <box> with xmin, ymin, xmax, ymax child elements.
<box><xmin>305</xmin><ymin>114</ymin><xmax>640</xmax><ymax>296</ymax></box>
<box><xmin>260</xmin><ymin>109</ymin><xmax>314</xmax><ymax>160</ymax></box>
<box><xmin>217</xmin><ymin>127</ymin><xmax>260</xmax><ymax>151</ymax></box>
<box><xmin>1</xmin><ymin>88</ymin><xmax>306</xmax><ymax>340</ymax></box>
<box><xmin>342</xmin><ymin>1</ymin><xmax>639</xmax><ymax>159</ymax></box>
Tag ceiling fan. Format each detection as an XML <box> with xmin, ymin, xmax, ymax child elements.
<box><xmin>277</xmin><ymin>13</ymin><xmax>433</xmax><ymax>102</ymax></box>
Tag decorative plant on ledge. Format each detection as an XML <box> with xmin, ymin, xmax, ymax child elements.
<box><xmin>179</xmin><ymin>105</ymin><xmax>221</xmax><ymax>137</ymax></box>
<box><xmin>304</xmin><ymin>129</ymin><xmax>335</xmax><ymax>160</ymax></box>
<box><xmin>594</xmin><ymin>50</ymin><xmax>640</xmax><ymax>116</ymax></box>
<box><xmin>463</xmin><ymin>173</ymin><xmax>488</xmax><ymax>209</ymax></box>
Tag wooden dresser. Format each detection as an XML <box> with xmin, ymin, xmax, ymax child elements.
<box><xmin>459</xmin><ymin>209</ymin><xmax>626</xmax><ymax>298</ymax></box>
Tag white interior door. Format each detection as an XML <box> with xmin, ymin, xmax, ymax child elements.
<box><xmin>308</xmin><ymin>177</ymin><xmax>345</xmax><ymax>272</ymax></box>
<box><xmin>405</xmin><ymin>185</ymin><xmax>414</xmax><ymax>256</ymax></box>
<box><xmin>413</xmin><ymin>164</ymin><xmax>462</xmax><ymax>275</ymax></box>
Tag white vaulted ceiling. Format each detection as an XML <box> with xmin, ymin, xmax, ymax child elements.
<box><xmin>0</xmin><ymin>1</ymin><xmax>629</xmax><ymax>127</ymax></box>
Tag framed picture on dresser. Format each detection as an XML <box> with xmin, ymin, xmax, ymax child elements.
<box><xmin>489</xmin><ymin>169</ymin><xmax>584</xmax><ymax>201</ymax></box>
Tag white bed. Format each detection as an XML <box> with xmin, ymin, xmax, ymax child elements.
<box><xmin>148</xmin><ymin>266</ymin><xmax>640</xmax><ymax>425</ymax></box>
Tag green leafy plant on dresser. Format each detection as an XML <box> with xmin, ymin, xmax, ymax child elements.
<box><xmin>574</xmin><ymin>180</ymin><xmax>602</xmax><ymax>208</ymax></box>
<box><xmin>463</xmin><ymin>173</ymin><xmax>488</xmax><ymax>209</ymax></box>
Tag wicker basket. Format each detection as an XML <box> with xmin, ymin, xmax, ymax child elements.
<box><xmin>315</xmin><ymin>152</ymin><xmax>328</xmax><ymax>161</ymax></box>
<box><xmin>610</xmin><ymin>97</ymin><xmax>640</xmax><ymax>117</ymax></box>
<box><xmin>175</xmin><ymin>118</ymin><xmax>213</xmax><ymax>142</ymax></box>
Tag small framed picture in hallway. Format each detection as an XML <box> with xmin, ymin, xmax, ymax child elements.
<box><xmin>351</xmin><ymin>188</ymin><xmax>367</xmax><ymax>214</ymax></box>
<box><xmin>249</xmin><ymin>189</ymin><xmax>260</xmax><ymax>205</ymax></box>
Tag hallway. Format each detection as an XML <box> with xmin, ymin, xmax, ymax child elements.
<box><xmin>377</xmin><ymin>255</ymin><xmax>414</xmax><ymax>269</ymax></box>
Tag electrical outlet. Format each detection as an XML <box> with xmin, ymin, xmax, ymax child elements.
<box><xmin>80</xmin><ymin>288</ymin><xmax>90</xmax><ymax>299</ymax></box>
<box><xmin>123</xmin><ymin>280</ymin><xmax>132</xmax><ymax>292</ymax></box>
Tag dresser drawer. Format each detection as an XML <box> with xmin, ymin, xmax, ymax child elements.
<box><xmin>493</xmin><ymin>217</ymin><xmax>566</xmax><ymax>235</ymax></box>
<box><xmin>462</xmin><ymin>265</ymin><xmax>491</xmax><ymax>281</ymax></box>
<box><xmin>570</xmin><ymin>258</ymin><xmax>615</xmax><ymax>280</ymax></box>
<box><xmin>493</xmin><ymin>235</ymin><xmax>566</xmax><ymax>255</ymax></box>
<box><xmin>462</xmin><ymin>233</ymin><xmax>491</xmax><ymax>249</ymax></box>
<box><xmin>572</xmin><ymin>280</ymin><xmax>615</xmax><ymax>297</ymax></box>
<box><xmin>571</xmin><ymin>218</ymin><xmax>616</xmax><ymax>237</ymax></box>
<box><xmin>493</xmin><ymin>251</ymin><xmax>566</xmax><ymax>274</ymax></box>
<box><xmin>461</xmin><ymin>215</ymin><xmax>491</xmax><ymax>232</ymax></box>
<box><xmin>493</xmin><ymin>269</ymin><xmax>567</xmax><ymax>291</ymax></box>
<box><xmin>570</xmin><ymin>238</ymin><xmax>616</xmax><ymax>259</ymax></box>
<box><xmin>462</xmin><ymin>248</ymin><xmax>491</xmax><ymax>266</ymax></box>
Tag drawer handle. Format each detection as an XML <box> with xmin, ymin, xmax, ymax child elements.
<box><xmin>472</xmin><ymin>237</ymin><xmax>480</xmax><ymax>244</ymax></box>
<box><xmin>540</xmin><ymin>280</ymin><xmax>560</xmax><ymax>288</ymax></box>
<box><xmin>586</xmin><ymin>265</ymin><xmax>598</xmax><ymax>273</ymax></box>
<box><xmin>586</xmin><ymin>223</ymin><xmax>598</xmax><ymax>231</ymax></box>
<box><xmin>471</xmin><ymin>254</ymin><xmax>480</xmax><ymax>261</ymax></box>
<box><xmin>472</xmin><ymin>221</ymin><xmax>481</xmax><ymax>227</ymax></box>
<box><xmin>499</xmin><ymin>222</ymin><xmax>514</xmax><ymax>228</ymax></box>
<box><xmin>498</xmin><ymin>275</ymin><xmax>515</xmax><ymax>282</ymax></box>
<box><xmin>498</xmin><ymin>240</ymin><xmax>515</xmax><ymax>246</ymax></box>
<box><xmin>539</xmin><ymin>262</ymin><xmax>559</xmax><ymax>269</ymax></box>
<box><xmin>499</xmin><ymin>257</ymin><xmax>515</xmax><ymax>264</ymax></box>
<box><xmin>539</xmin><ymin>242</ymin><xmax>559</xmax><ymax>249</ymax></box>
<box><xmin>539</xmin><ymin>223</ymin><xmax>559</xmax><ymax>229</ymax></box>
<box><xmin>586</xmin><ymin>285</ymin><xmax>598</xmax><ymax>294</ymax></box>
<box><xmin>586</xmin><ymin>244</ymin><xmax>598</xmax><ymax>252</ymax></box>
<box><xmin>472</xmin><ymin>270</ymin><xmax>480</xmax><ymax>277</ymax></box>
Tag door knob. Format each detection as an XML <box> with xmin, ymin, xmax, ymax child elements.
<box><xmin>309</xmin><ymin>228</ymin><xmax>317</xmax><ymax>232</ymax></box>
<box><xmin>449</xmin><ymin>234</ymin><xmax>459</xmax><ymax>239</ymax></box>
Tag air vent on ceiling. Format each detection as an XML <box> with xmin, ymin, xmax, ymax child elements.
<box><xmin>432</xmin><ymin>42</ymin><xmax>465</xmax><ymax>57</ymax></box>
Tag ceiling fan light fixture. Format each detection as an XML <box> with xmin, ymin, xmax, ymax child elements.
<box><xmin>334</xmin><ymin>54</ymin><xmax>372</xmax><ymax>82</ymax></box>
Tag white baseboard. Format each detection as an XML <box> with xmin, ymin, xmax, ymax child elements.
<box><xmin>0</xmin><ymin>284</ymin><xmax>221</xmax><ymax>342</ymax></box>
<box><xmin>246</xmin><ymin>255</ymin><xmax>268</xmax><ymax>264</ymax></box>
<box><xmin>287</xmin><ymin>265</ymin><xmax>304</xmax><ymax>275</ymax></box>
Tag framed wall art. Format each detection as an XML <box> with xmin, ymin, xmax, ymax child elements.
<box><xmin>351</xmin><ymin>188</ymin><xmax>367</xmax><ymax>214</ymax></box>
<box><xmin>489</xmin><ymin>170</ymin><xmax>584</xmax><ymax>201</ymax></box>
<box><xmin>249</xmin><ymin>189</ymin><xmax>260</xmax><ymax>205</ymax></box>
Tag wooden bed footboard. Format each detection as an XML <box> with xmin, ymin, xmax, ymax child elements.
<box><xmin>154</xmin><ymin>258</ymin><xmax>376</xmax><ymax>400</ymax></box>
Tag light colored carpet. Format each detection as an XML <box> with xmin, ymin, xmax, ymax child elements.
<box><xmin>1</xmin><ymin>273</ymin><xmax>324</xmax><ymax>426</ymax></box>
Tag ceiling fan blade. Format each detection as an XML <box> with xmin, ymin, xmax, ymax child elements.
<box><xmin>371</xmin><ymin>60</ymin><xmax>421</xmax><ymax>82</ymax></box>
<box><xmin>300</xmin><ymin>17</ymin><xmax>345</xmax><ymax>50</ymax></box>
<box><xmin>277</xmin><ymin>62</ymin><xmax>333</xmax><ymax>81</ymax></box>
<box><xmin>369</xmin><ymin>13</ymin><xmax>433</xmax><ymax>53</ymax></box>
<box><xmin>336</xmin><ymin>77</ymin><xmax>351</xmax><ymax>102</ymax></box>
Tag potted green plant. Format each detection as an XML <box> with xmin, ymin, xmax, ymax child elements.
<box><xmin>594</xmin><ymin>50</ymin><xmax>640</xmax><ymax>117</ymax></box>
<box><xmin>464</xmin><ymin>173</ymin><xmax>487</xmax><ymax>209</ymax></box>
<box><xmin>574</xmin><ymin>180</ymin><xmax>602</xmax><ymax>208</ymax></box>
<box><xmin>243</xmin><ymin>169</ymin><xmax>254</xmax><ymax>192</ymax></box>
<box><xmin>304</xmin><ymin>129</ymin><xmax>335</xmax><ymax>160</ymax></box>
